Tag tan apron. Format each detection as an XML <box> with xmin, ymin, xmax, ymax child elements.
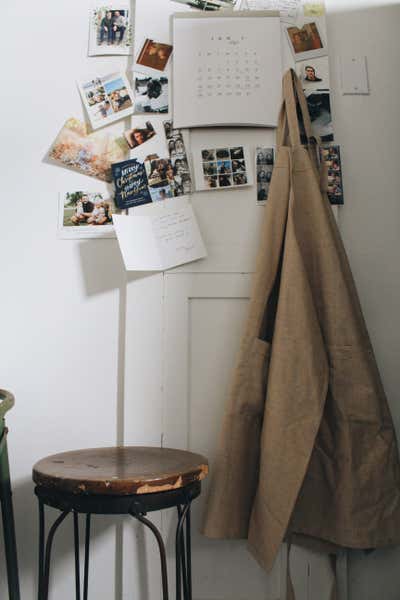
<box><xmin>202</xmin><ymin>69</ymin><xmax>400</xmax><ymax>582</ymax></box>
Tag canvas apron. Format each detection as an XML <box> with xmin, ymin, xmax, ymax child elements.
<box><xmin>202</xmin><ymin>69</ymin><xmax>400</xmax><ymax>584</ymax></box>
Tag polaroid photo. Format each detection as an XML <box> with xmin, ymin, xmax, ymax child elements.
<box><xmin>124</xmin><ymin>121</ymin><xmax>156</xmax><ymax>149</ymax></box>
<box><xmin>256</xmin><ymin>147</ymin><xmax>275</xmax><ymax>204</ymax></box>
<box><xmin>163</xmin><ymin>120</ymin><xmax>193</xmax><ymax>196</ymax></box>
<box><xmin>78</xmin><ymin>72</ymin><xmax>134</xmax><ymax>130</ymax></box>
<box><xmin>320</xmin><ymin>144</ymin><xmax>344</xmax><ymax>205</ymax></box>
<box><xmin>136</xmin><ymin>39</ymin><xmax>173</xmax><ymax>72</ymax></box>
<box><xmin>171</xmin><ymin>0</ymin><xmax>237</xmax><ymax>9</ymax></box>
<box><xmin>48</xmin><ymin>118</ymin><xmax>129</xmax><ymax>182</ymax></box>
<box><xmin>286</xmin><ymin>20</ymin><xmax>328</xmax><ymax>61</ymax></box>
<box><xmin>88</xmin><ymin>5</ymin><xmax>132</xmax><ymax>56</ymax></box>
<box><xmin>58</xmin><ymin>191</ymin><xmax>121</xmax><ymax>239</ymax></box>
<box><xmin>296</xmin><ymin>57</ymin><xmax>330</xmax><ymax>91</ymax></box>
<box><xmin>305</xmin><ymin>90</ymin><xmax>334</xmax><ymax>142</ymax></box>
<box><xmin>133</xmin><ymin>73</ymin><xmax>169</xmax><ymax>114</ymax></box>
<box><xmin>194</xmin><ymin>145</ymin><xmax>252</xmax><ymax>191</ymax></box>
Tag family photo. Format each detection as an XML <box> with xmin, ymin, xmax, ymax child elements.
<box><xmin>49</xmin><ymin>118</ymin><xmax>128</xmax><ymax>182</ymax></box>
<box><xmin>89</xmin><ymin>6</ymin><xmax>132</xmax><ymax>55</ymax></box>
<box><xmin>79</xmin><ymin>72</ymin><xmax>135</xmax><ymax>129</ymax></box>
<box><xmin>58</xmin><ymin>191</ymin><xmax>120</xmax><ymax>238</ymax></box>
<box><xmin>134</xmin><ymin>75</ymin><xmax>169</xmax><ymax>113</ymax></box>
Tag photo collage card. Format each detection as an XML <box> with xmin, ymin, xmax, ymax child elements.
<box><xmin>196</xmin><ymin>146</ymin><xmax>251</xmax><ymax>191</ymax></box>
<box><xmin>78</xmin><ymin>72</ymin><xmax>135</xmax><ymax>129</ymax></box>
<box><xmin>256</xmin><ymin>147</ymin><xmax>275</xmax><ymax>204</ymax></box>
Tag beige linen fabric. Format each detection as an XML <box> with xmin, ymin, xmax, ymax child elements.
<box><xmin>202</xmin><ymin>70</ymin><xmax>400</xmax><ymax>573</ymax></box>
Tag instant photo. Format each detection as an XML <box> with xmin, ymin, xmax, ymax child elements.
<box><xmin>124</xmin><ymin>121</ymin><xmax>156</xmax><ymax>149</ymax></box>
<box><xmin>144</xmin><ymin>155</ymin><xmax>173</xmax><ymax>200</ymax></box>
<box><xmin>297</xmin><ymin>56</ymin><xmax>330</xmax><ymax>91</ymax></box>
<box><xmin>163</xmin><ymin>120</ymin><xmax>193</xmax><ymax>196</ymax></box>
<box><xmin>320</xmin><ymin>144</ymin><xmax>344</xmax><ymax>205</ymax></box>
<box><xmin>256</xmin><ymin>147</ymin><xmax>275</xmax><ymax>204</ymax></box>
<box><xmin>112</xmin><ymin>159</ymin><xmax>152</xmax><ymax>209</ymax></box>
<box><xmin>134</xmin><ymin>74</ymin><xmax>169</xmax><ymax>113</ymax></box>
<box><xmin>48</xmin><ymin>118</ymin><xmax>129</xmax><ymax>182</ymax></box>
<box><xmin>78</xmin><ymin>72</ymin><xmax>134</xmax><ymax>129</ymax></box>
<box><xmin>306</xmin><ymin>91</ymin><xmax>334</xmax><ymax>142</ymax></box>
<box><xmin>194</xmin><ymin>145</ymin><xmax>252</xmax><ymax>191</ymax></box>
<box><xmin>58</xmin><ymin>192</ymin><xmax>121</xmax><ymax>238</ymax></box>
<box><xmin>136</xmin><ymin>39</ymin><xmax>173</xmax><ymax>72</ymax></box>
<box><xmin>286</xmin><ymin>20</ymin><xmax>328</xmax><ymax>61</ymax></box>
<box><xmin>88</xmin><ymin>5</ymin><xmax>132</xmax><ymax>56</ymax></box>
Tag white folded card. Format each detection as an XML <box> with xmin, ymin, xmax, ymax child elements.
<box><xmin>172</xmin><ymin>11</ymin><xmax>283</xmax><ymax>128</ymax></box>
<box><xmin>113</xmin><ymin>196</ymin><xmax>207</xmax><ymax>271</ymax></box>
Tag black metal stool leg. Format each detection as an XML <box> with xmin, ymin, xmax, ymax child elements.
<box><xmin>130</xmin><ymin>512</ymin><xmax>169</xmax><ymax>600</ymax></box>
<box><xmin>73</xmin><ymin>512</ymin><xmax>81</xmax><ymax>600</ymax></box>
<box><xmin>38</xmin><ymin>500</ymin><xmax>45</xmax><ymax>600</ymax></box>
<box><xmin>0</xmin><ymin>470</ymin><xmax>21</xmax><ymax>600</ymax></box>
<box><xmin>83</xmin><ymin>514</ymin><xmax>91</xmax><ymax>600</ymax></box>
<box><xmin>39</xmin><ymin>508</ymin><xmax>69</xmax><ymax>600</ymax></box>
<box><xmin>186</xmin><ymin>506</ymin><xmax>192</xmax><ymax>600</ymax></box>
<box><xmin>176</xmin><ymin>503</ymin><xmax>191</xmax><ymax>600</ymax></box>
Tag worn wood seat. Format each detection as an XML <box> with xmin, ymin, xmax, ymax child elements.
<box><xmin>33</xmin><ymin>446</ymin><xmax>209</xmax><ymax>600</ymax></box>
<box><xmin>33</xmin><ymin>446</ymin><xmax>209</xmax><ymax>496</ymax></box>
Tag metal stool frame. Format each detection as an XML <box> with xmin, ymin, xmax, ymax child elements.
<box><xmin>35</xmin><ymin>480</ymin><xmax>201</xmax><ymax>600</ymax></box>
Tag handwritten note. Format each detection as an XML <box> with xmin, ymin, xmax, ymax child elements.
<box><xmin>113</xmin><ymin>196</ymin><xmax>207</xmax><ymax>271</ymax></box>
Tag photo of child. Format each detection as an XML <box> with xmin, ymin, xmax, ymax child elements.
<box><xmin>58</xmin><ymin>191</ymin><xmax>121</xmax><ymax>238</ymax></box>
<box><xmin>78</xmin><ymin>72</ymin><xmax>135</xmax><ymax>129</ymax></box>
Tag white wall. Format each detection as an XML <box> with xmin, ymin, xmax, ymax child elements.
<box><xmin>1</xmin><ymin>1</ymin><xmax>400</xmax><ymax>599</ymax></box>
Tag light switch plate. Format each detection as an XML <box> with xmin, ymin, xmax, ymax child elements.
<box><xmin>339</xmin><ymin>56</ymin><xmax>370</xmax><ymax>95</ymax></box>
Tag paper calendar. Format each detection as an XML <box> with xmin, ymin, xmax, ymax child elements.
<box><xmin>172</xmin><ymin>11</ymin><xmax>283</xmax><ymax>128</ymax></box>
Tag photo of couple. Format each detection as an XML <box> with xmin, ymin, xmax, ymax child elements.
<box><xmin>256</xmin><ymin>147</ymin><xmax>274</xmax><ymax>203</ymax></box>
<box><xmin>89</xmin><ymin>6</ymin><xmax>132</xmax><ymax>56</ymax></box>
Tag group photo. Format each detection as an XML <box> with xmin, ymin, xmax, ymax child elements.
<box><xmin>89</xmin><ymin>6</ymin><xmax>132</xmax><ymax>56</ymax></box>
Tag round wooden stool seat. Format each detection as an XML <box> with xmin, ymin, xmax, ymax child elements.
<box><xmin>33</xmin><ymin>446</ymin><xmax>209</xmax><ymax>496</ymax></box>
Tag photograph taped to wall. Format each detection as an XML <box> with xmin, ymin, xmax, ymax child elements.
<box><xmin>286</xmin><ymin>19</ymin><xmax>328</xmax><ymax>61</ymax></box>
<box><xmin>296</xmin><ymin>56</ymin><xmax>330</xmax><ymax>91</ymax></box>
<box><xmin>48</xmin><ymin>118</ymin><xmax>129</xmax><ymax>182</ymax></box>
<box><xmin>144</xmin><ymin>155</ymin><xmax>174</xmax><ymax>201</ymax></box>
<box><xmin>88</xmin><ymin>5</ymin><xmax>132</xmax><ymax>56</ymax></box>
<box><xmin>171</xmin><ymin>0</ymin><xmax>237</xmax><ymax>10</ymax></box>
<box><xmin>194</xmin><ymin>145</ymin><xmax>252</xmax><ymax>191</ymax></box>
<box><xmin>305</xmin><ymin>90</ymin><xmax>334</xmax><ymax>142</ymax></box>
<box><xmin>124</xmin><ymin>122</ymin><xmax>156</xmax><ymax>149</ymax></box>
<box><xmin>320</xmin><ymin>144</ymin><xmax>343</xmax><ymax>205</ymax></box>
<box><xmin>136</xmin><ymin>39</ymin><xmax>173</xmax><ymax>72</ymax></box>
<box><xmin>58</xmin><ymin>191</ymin><xmax>121</xmax><ymax>238</ymax></box>
<box><xmin>134</xmin><ymin>73</ymin><xmax>169</xmax><ymax>113</ymax></box>
<box><xmin>256</xmin><ymin>147</ymin><xmax>274</xmax><ymax>204</ymax></box>
<box><xmin>78</xmin><ymin>72</ymin><xmax>134</xmax><ymax>129</ymax></box>
<box><xmin>164</xmin><ymin>120</ymin><xmax>193</xmax><ymax>196</ymax></box>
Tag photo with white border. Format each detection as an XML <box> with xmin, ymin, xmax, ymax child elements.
<box><xmin>78</xmin><ymin>72</ymin><xmax>134</xmax><ymax>130</ymax></box>
<box><xmin>88</xmin><ymin>5</ymin><xmax>132</xmax><ymax>56</ymax></box>
<box><xmin>58</xmin><ymin>191</ymin><xmax>121</xmax><ymax>239</ymax></box>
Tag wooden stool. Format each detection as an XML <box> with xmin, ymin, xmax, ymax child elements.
<box><xmin>32</xmin><ymin>446</ymin><xmax>208</xmax><ymax>600</ymax></box>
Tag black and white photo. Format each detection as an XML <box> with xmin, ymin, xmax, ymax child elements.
<box><xmin>256</xmin><ymin>147</ymin><xmax>275</xmax><ymax>204</ymax></box>
<box><xmin>134</xmin><ymin>73</ymin><xmax>169</xmax><ymax>113</ymax></box>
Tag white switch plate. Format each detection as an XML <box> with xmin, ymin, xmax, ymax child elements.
<box><xmin>339</xmin><ymin>56</ymin><xmax>370</xmax><ymax>95</ymax></box>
